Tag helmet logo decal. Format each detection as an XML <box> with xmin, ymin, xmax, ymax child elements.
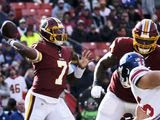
<box><xmin>141</xmin><ymin>19</ymin><xmax>152</xmax><ymax>37</ymax></box>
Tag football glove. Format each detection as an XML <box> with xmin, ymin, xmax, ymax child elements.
<box><xmin>91</xmin><ymin>85</ymin><xmax>105</xmax><ymax>98</ymax></box>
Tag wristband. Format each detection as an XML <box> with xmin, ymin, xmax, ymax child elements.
<box><xmin>9</xmin><ymin>39</ymin><xmax>16</xmax><ymax>46</ymax></box>
<box><xmin>8</xmin><ymin>39</ymin><xmax>19</xmax><ymax>49</ymax></box>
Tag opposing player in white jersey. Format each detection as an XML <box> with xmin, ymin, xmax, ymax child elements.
<box><xmin>5</xmin><ymin>66</ymin><xmax>27</xmax><ymax>102</ymax></box>
<box><xmin>118</xmin><ymin>52</ymin><xmax>160</xmax><ymax>119</ymax></box>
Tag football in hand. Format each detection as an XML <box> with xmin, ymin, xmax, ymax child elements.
<box><xmin>0</xmin><ymin>20</ymin><xmax>19</xmax><ymax>39</ymax></box>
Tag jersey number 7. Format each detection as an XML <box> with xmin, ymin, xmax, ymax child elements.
<box><xmin>55</xmin><ymin>60</ymin><xmax>67</xmax><ymax>85</ymax></box>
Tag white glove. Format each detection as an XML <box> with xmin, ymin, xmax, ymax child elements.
<box><xmin>91</xmin><ymin>86</ymin><xmax>105</xmax><ymax>98</ymax></box>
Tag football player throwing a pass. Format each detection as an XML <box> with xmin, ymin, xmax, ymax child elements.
<box><xmin>0</xmin><ymin>17</ymin><xmax>91</xmax><ymax>120</ymax></box>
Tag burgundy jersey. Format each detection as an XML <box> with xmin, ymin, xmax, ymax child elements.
<box><xmin>109</xmin><ymin>37</ymin><xmax>160</xmax><ymax>103</ymax></box>
<box><xmin>31</xmin><ymin>41</ymin><xmax>72</xmax><ymax>98</ymax></box>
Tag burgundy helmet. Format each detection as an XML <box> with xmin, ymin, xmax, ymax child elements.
<box><xmin>39</xmin><ymin>17</ymin><xmax>67</xmax><ymax>45</ymax></box>
<box><xmin>132</xmin><ymin>19</ymin><xmax>159</xmax><ymax>55</ymax></box>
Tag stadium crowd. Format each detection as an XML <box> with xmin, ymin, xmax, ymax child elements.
<box><xmin>0</xmin><ymin>0</ymin><xmax>160</xmax><ymax>120</ymax></box>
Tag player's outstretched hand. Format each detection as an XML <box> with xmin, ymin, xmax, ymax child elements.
<box><xmin>78</xmin><ymin>50</ymin><xmax>92</xmax><ymax>69</ymax></box>
<box><xmin>0</xmin><ymin>20</ymin><xmax>19</xmax><ymax>40</ymax></box>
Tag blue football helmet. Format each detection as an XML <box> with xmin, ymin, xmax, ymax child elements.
<box><xmin>118</xmin><ymin>52</ymin><xmax>145</xmax><ymax>88</ymax></box>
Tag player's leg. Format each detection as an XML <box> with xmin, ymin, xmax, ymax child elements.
<box><xmin>124</xmin><ymin>101</ymin><xmax>137</xmax><ymax>117</ymax></box>
<box><xmin>25</xmin><ymin>92</ymin><xmax>49</xmax><ymax>120</ymax></box>
<box><xmin>46</xmin><ymin>98</ymin><xmax>75</xmax><ymax>120</ymax></box>
<box><xmin>96</xmin><ymin>91</ymin><xmax>125</xmax><ymax>120</ymax></box>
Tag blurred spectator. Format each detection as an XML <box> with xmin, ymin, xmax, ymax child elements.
<box><xmin>0</xmin><ymin>105</ymin><xmax>10</xmax><ymax>120</ymax></box>
<box><xmin>20</xmin><ymin>25</ymin><xmax>41</xmax><ymax>47</ymax></box>
<box><xmin>100</xmin><ymin>19</ymin><xmax>116</xmax><ymax>42</ymax></box>
<box><xmin>121</xmin><ymin>0</ymin><xmax>136</xmax><ymax>8</ymax></box>
<box><xmin>0</xmin><ymin>71</ymin><xmax>10</xmax><ymax>107</ymax></box>
<box><xmin>115</xmin><ymin>26</ymin><xmax>127</xmax><ymax>37</ymax></box>
<box><xmin>4</xmin><ymin>98</ymin><xmax>17</xmax><ymax>116</ymax></box>
<box><xmin>0</xmin><ymin>4</ymin><xmax>8</xmax><ymax>27</ymax></box>
<box><xmin>141</xmin><ymin>0</ymin><xmax>156</xmax><ymax>19</ymax></box>
<box><xmin>51</xmin><ymin>0</ymin><xmax>71</xmax><ymax>21</ymax></box>
<box><xmin>17</xmin><ymin>18</ymin><xmax>27</xmax><ymax>37</ymax></box>
<box><xmin>119</xmin><ymin>11</ymin><xmax>134</xmax><ymax>36</ymax></box>
<box><xmin>71</xmin><ymin>19</ymin><xmax>87</xmax><ymax>53</ymax></box>
<box><xmin>107</xmin><ymin>6</ymin><xmax>119</xmax><ymax>26</ymax></box>
<box><xmin>83</xmin><ymin>0</ymin><xmax>99</xmax><ymax>11</ymax></box>
<box><xmin>7</xmin><ymin>11</ymin><xmax>18</xmax><ymax>26</ymax></box>
<box><xmin>10</xmin><ymin>100</ymin><xmax>24</xmax><ymax>120</ymax></box>
<box><xmin>79</xmin><ymin>8</ymin><xmax>93</xmax><ymax>31</ymax></box>
<box><xmin>5</xmin><ymin>67</ymin><xmax>27</xmax><ymax>102</ymax></box>
<box><xmin>24</xmin><ymin>68</ymin><xmax>34</xmax><ymax>90</ymax></box>
<box><xmin>13</xmin><ymin>53</ymin><xmax>24</xmax><ymax>67</ymax></box>
<box><xmin>1</xmin><ymin>43</ymin><xmax>16</xmax><ymax>65</ymax></box>
<box><xmin>99</xmin><ymin>0</ymin><xmax>111</xmax><ymax>21</ymax></box>
<box><xmin>86</xmin><ymin>24</ymin><xmax>103</xmax><ymax>42</ymax></box>
<box><xmin>92</xmin><ymin>5</ymin><xmax>105</xmax><ymax>31</ymax></box>
<box><xmin>74</xmin><ymin>1</ymin><xmax>85</xmax><ymax>17</ymax></box>
<box><xmin>63</xmin><ymin>12</ymin><xmax>74</xmax><ymax>36</ymax></box>
<box><xmin>121</xmin><ymin>11</ymin><xmax>134</xmax><ymax>29</ymax></box>
<box><xmin>13</xmin><ymin>41</ymin><xmax>32</xmax><ymax>76</ymax></box>
<box><xmin>1</xmin><ymin>2</ymin><xmax>10</xmax><ymax>15</ymax></box>
<box><xmin>128</xmin><ymin>5</ymin><xmax>142</xmax><ymax>24</ymax></box>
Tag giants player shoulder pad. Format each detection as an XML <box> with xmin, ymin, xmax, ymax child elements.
<box><xmin>129</xmin><ymin>66</ymin><xmax>150</xmax><ymax>86</ymax></box>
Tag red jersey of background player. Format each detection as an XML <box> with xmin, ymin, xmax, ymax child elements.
<box><xmin>31</xmin><ymin>40</ymin><xmax>72</xmax><ymax>98</ymax></box>
<box><xmin>109</xmin><ymin>37</ymin><xmax>160</xmax><ymax>103</ymax></box>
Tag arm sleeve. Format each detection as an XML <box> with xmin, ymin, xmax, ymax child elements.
<box><xmin>67</xmin><ymin>63</ymin><xmax>86</xmax><ymax>78</ymax></box>
<box><xmin>68</xmin><ymin>63</ymin><xmax>74</xmax><ymax>75</ymax></box>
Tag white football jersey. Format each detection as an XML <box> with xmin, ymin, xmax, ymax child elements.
<box><xmin>5</xmin><ymin>76</ymin><xmax>27</xmax><ymax>102</ymax></box>
<box><xmin>129</xmin><ymin>66</ymin><xmax>160</xmax><ymax>119</ymax></box>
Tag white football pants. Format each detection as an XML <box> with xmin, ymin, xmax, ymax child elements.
<box><xmin>24</xmin><ymin>91</ymin><xmax>75</xmax><ymax>120</ymax></box>
<box><xmin>96</xmin><ymin>91</ymin><xmax>137</xmax><ymax>120</ymax></box>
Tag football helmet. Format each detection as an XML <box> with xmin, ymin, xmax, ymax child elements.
<box><xmin>39</xmin><ymin>17</ymin><xmax>67</xmax><ymax>45</ymax></box>
<box><xmin>132</xmin><ymin>19</ymin><xmax>159</xmax><ymax>55</ymax></box>
<box><xmin>118</xmin><ymin>52</ymin><xmax>145</xmax><ymax>88</ymax></box>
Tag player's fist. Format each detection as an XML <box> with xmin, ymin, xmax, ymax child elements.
<box><xmin>91</xmin><ymin>86</ymin><xmax>105</xmax><ymax>98</ymax></box>
<box><xmin>0</xmin><ymin>20</ymin><xmax>19</xmax><ymax>39</ymax></box>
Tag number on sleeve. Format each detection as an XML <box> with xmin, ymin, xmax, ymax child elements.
<box><xmin>55</xmin><ymin>60</ymin><xmax>67</xmax><ymax>85</ymax></box>
<box><xmin>143</xmin><ymin>104</ymin><xmax>154</xmax><ymax>117</ymax></box>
